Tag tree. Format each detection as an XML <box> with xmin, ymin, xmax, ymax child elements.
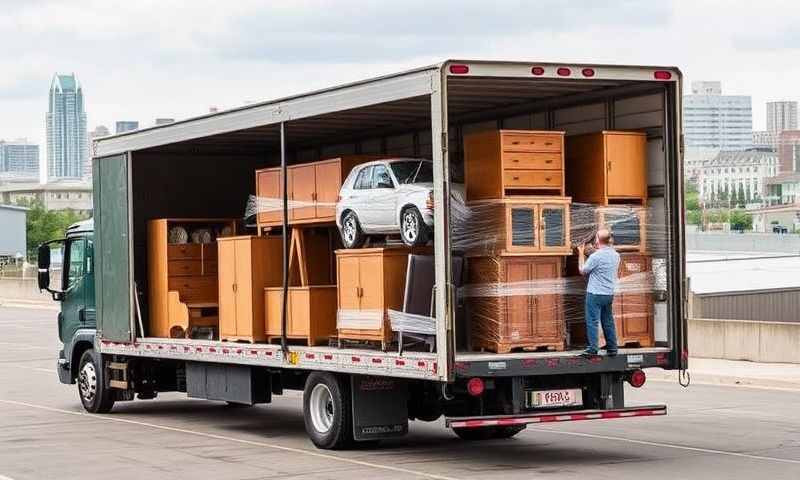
<box><xmin>736</xmin><ymin>184</ymin><xmax>745</xmax><ymax>207</ymax></box>
<box><xmin>15</xmin><ymin>198</ymin><xmax>88</xmax><ymax>260</ymax></box>
<box><xmin>729</xmin><ymin>209</ymin><xmax>753</xmax><ymax>232</ymax></box>
<box><xmin>686</xmin><ymin>209</ymin><xmax>702</xmax><ymax>225</ymax></box>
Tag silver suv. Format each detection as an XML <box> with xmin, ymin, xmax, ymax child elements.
<box><xmin>336</xmin><ymin>159</ymin><xmax>460</xmax><ymax>248</ymax></box>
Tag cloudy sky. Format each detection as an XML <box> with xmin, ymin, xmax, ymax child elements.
<box><xmin>3</xmin><ymin>0</ymin><xmax>800</xmax><ymax>160</ymax></box>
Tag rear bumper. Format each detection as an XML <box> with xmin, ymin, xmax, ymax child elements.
<box><xmin>446</xmin><ymin>405</ymin><xmax>666</xmax><ymax>429</ymax></box>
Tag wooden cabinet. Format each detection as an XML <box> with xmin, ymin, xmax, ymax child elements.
<box><xmin>465</xmin><ymin>197</ymin><xmax>571</xmax><ymax>256</ymax></box>
<box><xmin>255</xmin><ymin>156</ymin><xmax>384</xmax><ymax>230</ymax></box>
<box><xmin>571</xmin><ymin>204</ymin><xmax>648</xmax><ymax>253</ymax></box>
<box><xmin>147</xmin><ymin>218</ymin><xmax>236</xmax><ymax>339</ymax></box>
<box><xmin>217</xmin><ymin>236</ymin><xmax>283</xmax><ymax>342</ymax></box>
<box><xmin>464</xmin><ymin>130</ymin><xmax>565</xmax><ymax>200</ymax></box>
<box><xmin>613</xmin><ymin>253</ymin><xmax>655</xmax><ymax>347</ymax></box>
<box><xmin>467</xmin><ymin>256</ymin><xmax>565</xmax><ymax>353</ymax></box>
<box><xmin>565</xmin><ymin>131</ymin><xmax>647</xmax><ymax>205</ymax></box>
<box><xmin>335</xmin><ymin>248</ymin><xmax>412</xmax><ymax>349</ymax></box>
<box><xmin>264</xmin><ymin>286</ymin><xmax>337</xmax><ymax>345</ymax></box>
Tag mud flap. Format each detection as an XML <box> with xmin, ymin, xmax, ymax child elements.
<box><xmin>351</xmin><ymin>375</ymin><xmax>408</xmax><ymax>441</ymax></box>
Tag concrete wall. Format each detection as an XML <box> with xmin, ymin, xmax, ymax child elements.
<box><xmin>687</xmin><ymin>231</ymin><xmax>800</xmax><ymax>253</ymax></box>
<box><xmin>693</xmin><ymin>288</ymin><xmax>800</xmax><ymax>323</ymax></box>
<box><xmin>689</xmin><ymin>318</ymin><xmax>800</xmax><ymax>363</ymax></box>
<box><xmin>0</xmin><ymin>275</ymin><xmax>61</xmax><ymax>303</ymax></box>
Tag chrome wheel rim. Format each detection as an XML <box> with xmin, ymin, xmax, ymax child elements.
<box><xmin>402</xmin><ymin>211</ymin><xmax>418</xmax><ymax>242</ymax></box>
<box><xmin>309</xmin><ymin>383</ymin><xmax>335</xmax><ymax>434</ymax></box>
<box><xmin>343</xmin><ymin>215</ymin><xmax>357</xmax><ymax>245</ymax></box>
<box><xmin>78</xmin><ymin>362</ymin><xmax>98</xmax><ymax>404</ymax></box>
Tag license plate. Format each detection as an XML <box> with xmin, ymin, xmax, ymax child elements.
<box><xmin>527</xmin><ymin>389</ymin><xmax>583</xmax><ymax>408</ymax></box>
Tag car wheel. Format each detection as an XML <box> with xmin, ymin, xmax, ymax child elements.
<box><xmin>400</xmin><ymin>207</ymin><xmax>430</xmax><ymax>246</ymax></box>
<box><xmin>77</xmin><ymin>349</ymin><xmax>115</xmax><ymax>414</ymax></box>
<box><xmin>340</xmin><ymin>211</ymin><xmax>366</xmax><ymax>249</ymax></box>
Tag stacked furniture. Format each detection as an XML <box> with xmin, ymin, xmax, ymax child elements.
<box><xmin>565</xmin><ymin>131</ymin><xmax>654</xmax><ymax>348</ymax></box>
<box><xmin>147</xmin><ymin>218</ymin><xmax>237</xmax><ymax>339</ymax></box>
<box><xmin>463</xmin><ymin>130</ymin><xmax>571</xmax><ymax>353</ymax></box>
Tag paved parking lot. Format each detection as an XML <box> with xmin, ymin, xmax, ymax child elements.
<box><xmin>1</xmin><ymin>305</ymin><xmax>798</xmax><ymax>480</ymax></box>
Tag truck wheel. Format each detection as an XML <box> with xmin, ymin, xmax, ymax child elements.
<box><xmin>77</xmin><ymin>350</ymin><xmax>115</xmax><ymax>414</ymax></box>
<box><xmin>303</xmin><ymin>372</ymin><xmax>353</xmax><ymax>449</ymax></box>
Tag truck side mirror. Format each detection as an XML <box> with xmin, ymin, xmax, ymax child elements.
<box><xmin>37</xmin><ymin>244</ymin><xmax>51</xmax><ymax>291</ymax></box>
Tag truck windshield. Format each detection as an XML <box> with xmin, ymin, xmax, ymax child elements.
<box><xmin>390</xmin><ymin>161</ymin><xmax>433</xmax><ymax>184</ymax></box>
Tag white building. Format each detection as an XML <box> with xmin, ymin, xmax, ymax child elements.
<box><xmin>697</xmin><ymin>150</ymin><xmax>778</xmax><ymax>204</ymax></box>
<box><xmin>47</xmin><ymin>74</ymin><xmax>88</xmax><ymax>180</ymax></box>
<box><xmin>767</xmin><ymin>101</ymin><xmax>798</xmax><ymax>133</ymax></box>
<box><xmin>683</xmin><ymin>81</ymin><xmax>752</xmax><ymax>151</ymax></box>
<box><xmin>0</xmin><ymin>180</ymin><xmax>92</xmax><ymax>214</ymax></box>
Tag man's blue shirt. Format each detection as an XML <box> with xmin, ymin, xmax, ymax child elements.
<box><xmin>581</xmin><ymin>246</ymin><xmax>620</xmax><ymax>295</ymax></box>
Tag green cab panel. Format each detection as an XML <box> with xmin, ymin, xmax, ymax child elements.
<box><xmin>93</xmin><ymin>153</ymin><xmax>133</xmax><ymax>342</ymax></box>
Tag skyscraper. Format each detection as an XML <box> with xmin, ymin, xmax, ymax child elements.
<box><xmin>766</xmin><ymin>101</ymin><xmax>798</xmax><ymax>133</ymax></box>
<box><xmin>0</xmin><ymin>139</ymin><xmax>40</xmax><ymax>179</ymax></box>
<box><xmin>683</xmin><ymin>81</ymin><xmax>752</xmax><ymax>151</ymax></box>
<box><xmin>46</xmin><ymin>73</ymin><xmax>88</xmax><ymax>179</ymax></box>
<box><xmin>115</xmin><ymin>121</ymin><xmax>139</xmax><ymax>133</ymax></box>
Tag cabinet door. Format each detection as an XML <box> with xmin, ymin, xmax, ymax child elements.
<box><xmin>337</xmin><ymin>256</ymin><xmax>361</xmax><ymax>311</ymax></box>
<box><xmin>289</xmin><ymin>165</ymin><xmax>317</xmax><ymax>221</ymax></box>
<box><xmin>620</xmin><ymin>294</ymin><xmax>652</xmax><ymax>339</ymax></box>
<box><xmin>234</xmin><ymin>241</ymin><xmax>254</xmax><ymax>337</ymax></box>
<box><xmin>507</xmin><ymin>206</ymin><xmax>537</xmax><ymax>252</ymax></box>
<box><xmin>532</xmin><ymin>260</ymin><xmax>560</xmax><ymax>340</ymax></box>
<box><xmin>217</xmin><ymin>241</ymin><xmax>237</xmax><ymax>337</ymax></box>
<box><xmin>358</xmin><ymin>256</ymin><xmax>383</xmax><ymax>312</ymax></box>
<box><xmin>605</xmin><ymin>134</ymin><xmax>647</xmax><ymax>198</ymax></box>
<box><xmin>315</xmin><ymin>161</ymin><xmax>341</xmax><ymax>220</ymax></box>
<box><xmin>503</xmin><ymin>260</ymin><xmax>534</xmax><ymax>341</ymax></box>
<box><xmin>256</xmin><ymin>170</ymin><xmax>283</xmax><ymax>225</ymax></box>
<box><xmin>540</xmin><ymin>204</ymin><xmax>567</xmax><ymax>251</ymax></box>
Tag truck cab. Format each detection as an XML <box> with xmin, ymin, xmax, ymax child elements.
<box><xmin>38</xmin><ymin>218</ymin><xmax>98</xmax><ymax>386</ymax></box>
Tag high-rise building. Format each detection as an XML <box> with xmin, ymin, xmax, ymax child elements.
<box><xmin>0</xmin><ymin>139</ymin><xmax>39</xmax><ymax>178</ymax></box>
<box><xmin>115</xmin><ymin>121</ymin><xmax>139</xmax><ymax>134</ymax></box>
<box><xmin>683</xmin><ymin>81</ymin><xmax>752</xmax><ymax>151</ymax></box>
<box><xmin>46</xmin><ymin>73</ymin><xmax>88</xmax><ymax>179</ymax></box>
<box><xmin>155</xmin><ymin>118</ymin><xmax>175</xmax><ymax>126</ymax></box>
<box><xmin>766</xmin><ymin>101</ymin><xmax>798</xmax><ymax>133</ymax></box>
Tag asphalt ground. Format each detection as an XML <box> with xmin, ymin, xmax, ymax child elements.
<box><xmin>0</xmin><ymin>305</ymin><xmax>798</xmax><ymax>480</ymax></box>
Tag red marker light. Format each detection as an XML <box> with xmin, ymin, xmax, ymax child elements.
<box><xmin>449</xmin><ymin>64</ymin><xmax>469</xmax><ymax>75</ymax></box>
<box><xmin>628</xmin><ymin>369</ymin><xmax>646</xmax><ymax>388</ymax></box>
<box><xmin>557</xmin><ymin>67</ymin><xmax>571</xmax><ymax>77</ymax></box>
<box><xmin>582</xmin><ymin>68</ymin><xmax>596</xmax><ymax>77</ymax></box>
<box><xmin>654</xmin><ymin>70</ymin><xmax>672</xmax><ymax>80</ymax></box>
<box><xmin>531</xmin><ymin>66</ymin><xmax>545</xmax><ymax>76</ymax></box>
<box><xmin>467</xmin><ymin>377</ymin><xmax>485</xmax><ymax>396</ymax></box>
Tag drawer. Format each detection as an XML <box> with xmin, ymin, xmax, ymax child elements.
<box><xmin>168</xmin><ymin>276</ymin><xmax>218</xmax><ymax>303</ymax></box>
<box><xmin>502</xmin><ymin>133</ymin><xmax>562</xmax><ymax>152</ymax></box>
<box><xmin>502</xmin><ymin>151</ymin><xmax>562</xmax><ymax>170</ymax></box>
<box><xmin>503</xmin><ymin>170</ymin><xmax>562</xmax><ymax>188</ymax></box>
<box><xmin>202</xmin><ymin>243</ymin><xmax>218</xmax><ymax>260</ymax></box>
<box><xmin>168</xmin><ymin>259</ymin><xmax>202</xmax><ymax>276</ymax></box>
<box><xmin>168</xmin><ymin>243</ymin><xmax>202</xmax><ymax>259</ymax></box>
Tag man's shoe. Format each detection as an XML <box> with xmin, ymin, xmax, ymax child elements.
<box><xmin>580</xmin><ymin>349</ymin><xmax>598</xmax><ymax>359</ymax></box>
<box><xmin>606</xmin><ymin>350</ymin><xmax>619</xmax><ymax>357</ymax></box>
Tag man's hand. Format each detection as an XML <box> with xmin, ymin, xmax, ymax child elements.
<box><xmin>576</xmin><ymin>244</ymin><xmax>585</xmax><ymax>256</ymax></box>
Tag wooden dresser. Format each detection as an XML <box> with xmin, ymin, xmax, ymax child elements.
<box><xmin>217</xmin><ymin>235</ymin><xmax>283</xmax><ymax>342</ymax></box>
<box><xmin>147</xmin><ymin>218</ymin><xmax>236</xmax><ymax>338</ymax></box>
<box><xmin>565</xmin><ymin>131</ymin><xmax>647</xmax><ymax>205</ymax></box>
<box><xmin>335</xmin><ymin>248</ymin><xmax>413</xmax><ymax>349</ymax></box>
<box><xmin>255</xmin><ymin>155</ymin><xmax>385</xmax><ymax>230</ymax></box>
<box><xmin>466</xmin><ymin>256</ymin><xmax>565</xmax><ymax>353</ymax></box>
<box><xmin>464</xmin><ymin>130</ymin><xmax>565</xmax><ymax>200</ymax></box>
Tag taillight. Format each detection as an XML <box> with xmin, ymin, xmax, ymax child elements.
<box><xmin>467</xmin><ymin>377</ymin><xmax>485</xmax><ymax>397</ymax></box>
<box><xmin>557</xmin><ymin>67</ymin><xmax>571</xmax><ymax>76</ymax></box>
<box><xmin>449</xmin><ymin>64</ymin><xmax>469</xmax><ymax>75</ymax></box>
<box><xmin>582</xmin><ymin>68</ymin><xmax>595</xmax><ymax>77</ymax></box>
<box><xmin>531</xmin><ymin>66</ymin><xmax>545</xmax><ymax>76</ymax></box>
<box><xmin>628</xmin><ymin>369</ymin><xmax>646</xmax><ymax>388</ymax></box>
<box><xmin>654</xmin><ymin>70</ymin><xmax>672</xmax><ymax>80</ymax></box>
<box><xmin>426</xmin><ymin>191</ymin><xmax>434</xmax><ymax>210</ymax></box>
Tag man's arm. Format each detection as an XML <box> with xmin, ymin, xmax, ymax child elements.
<box><xmin>578</xmin><ymin>245</ymin><xmax>597</xmax><ymax>275</ymax></box>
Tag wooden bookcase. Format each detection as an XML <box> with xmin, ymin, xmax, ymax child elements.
<box><xmin>464</xmin><ymin>197</ymin><xmax>572</xmax><ymax>256</ymax></box>
<box><xmin>335</xmin><ymin>247</ymin><xmax>412</xmax><ymax>349</ymax></box>
<box><xmin>565</xmin><ymin>131</ymin><xmax>648</xmax><ymax>205</ymax></box>
<box><xmin>217</xmin><ymin>235</ymin><xmax>283</xmax><ymax>342</ymax></box>
<box><xmin>255</xmin><ymin>155</ymin><xmax>386</xmax><ymax>230</ymax></box>
<box><xmin>264</xmin><ymin>286</ymin><xmax>337</xmax><ymax>346</ymax></box>
<box><xmin>464</xmin><ymin>130</ymin><xmax>565</xmax><ymax>200</ymax></box>
<box><xmin>467</xmin><ymin>255</ymin><xmax>565</xmax><ymax>353</ymax></box>
<box><xmin>147</xmin><ymin>218</ymin><xmax>236</xmax><ymax>339</ymax></box>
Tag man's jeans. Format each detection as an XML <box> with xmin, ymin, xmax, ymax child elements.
<box><xmin>585</xmin><ymin>293</ymin><xmax>618</xmax><ymax>354</ymax></box>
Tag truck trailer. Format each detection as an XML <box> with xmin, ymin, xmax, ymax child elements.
<box><xmin>38</xmin><ymin>60</ymin><xmax>687</xmax><ymax>449</ymax></box>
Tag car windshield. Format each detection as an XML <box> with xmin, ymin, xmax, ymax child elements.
<box><xmin>390</xmin><ymin>161</ymin><xmax>433</xmax><ymax>184</ymax></box>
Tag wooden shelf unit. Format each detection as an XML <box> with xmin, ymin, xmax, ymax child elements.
<box><xmin>465</xmin><ymin>197</ymin><xmax>572</xmax><ymax>256</ymax></box>
<box><xmin>255</xmin><ymin>155</ymin><xmax>386</xmax><ymax>230</ymax></box>
<box><xmin>464</xmin><ymin>130</ymin><xmax>565</xmax><ymax>200</ymax></box>
<box><xmin>467</xmin><ymin>255</ymin><xmax>565</xmax><ymax>353</ymax></box>
<box><xmin>147</xmin><ymin>218</ymin><xmax>236</xmax><ymax>339</ymax></box>
<box><xmin>565</xmin><ymin>131</ymin><xmax>648</xmax><ymax>205</ymax></box>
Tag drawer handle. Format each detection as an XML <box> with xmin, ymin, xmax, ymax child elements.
<box><xmin>545</xmin><ymin>177</ymin><xmax>552</xmax><ymax>181</ymax></box>
<box><xmin>512</xmin><ymin>141</ymin><xmax>520</xmax><ymax>145</ymax></box>
<box><xmin>512</xmin><ymin>159</ymin><xmax>519</xmax><ymax>163</ymax></box>
<box><xmin>545</xmin><ymin>142</ymin><xmax>553</xmax><ymax>146</ymax></box>
<box><xmin>513</xmin><ymin>176</ymin><xmax>520</xmax><ymax>180</ymax></box>
<box><xmin>545</xmin><ymin>159</ymin><xmax>553</xmax><ymax>164</ymax></box>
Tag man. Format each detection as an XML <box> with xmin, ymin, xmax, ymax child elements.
<box><xmin>577</xmin><ymin>228</ymin><xmax>620</xmax><ymax>357</ymax></box>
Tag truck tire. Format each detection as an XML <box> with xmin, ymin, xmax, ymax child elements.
<box><xmin>77</xmin><ymin>349</ymin><xmax>115</xmax><ymax>414</ymax></box>
<box><xmin>303</xmin><ymin>372</ymin><xmax>353</xmax><ymax>449</ymax></box>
